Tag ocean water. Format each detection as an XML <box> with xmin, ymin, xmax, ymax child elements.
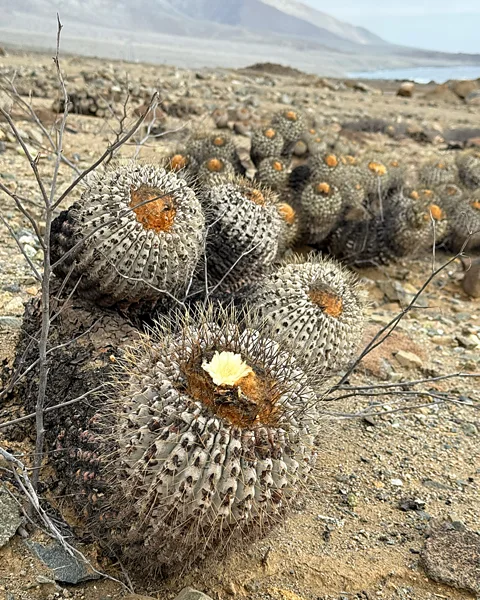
<box><xmin>348</xmin><ymin>65</ymin><xmax>480</xmax><ymax>84</ymax></box>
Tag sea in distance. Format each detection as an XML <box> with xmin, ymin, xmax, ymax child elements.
<box><xmin>349</xmin><ymin>65</ymin><xmax>480</xmax><ymax>84</ymax></box>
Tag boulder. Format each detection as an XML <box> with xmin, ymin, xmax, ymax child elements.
<box><xmin>397</xmin><ymin>81</ymin><xmax>414</xmax><ymax>97</ymax></box>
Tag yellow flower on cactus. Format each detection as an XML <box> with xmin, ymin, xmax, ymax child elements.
<box><xmin>202</xmin><ymin>351</ymin><xmax>253</xmax><ymax>386</ymax></box>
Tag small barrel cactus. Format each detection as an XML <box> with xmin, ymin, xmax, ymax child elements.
<box><xmin>200</xmin><ymin>179</ymin><xmax>283</xmax><ymax>293</ymax></box>
<box><xmin>361</xmin><ymin>159</ymin><xmax>391</xmax><ymax>199</ymax></box>
<box><xmin>51</xmin><ymin>163</ymin><xmax>205</xmax><ymax>307</ymax></box>
<box><xmin>387</xmin><ymin>191</ymin><xmax>447</xmax><ymax>256</ymax></box>
<box><xmin>247</xmin><ymin>255</ymin><xmax>367</xmax><ymax>373</ymax></box>
<box><xmin>271</xmin><ymin>108</ymin><xmax>305</xmax><ymax>146</ymax></box>
<box><xmin>251</xmin><ymin>126</ymin><xmax>285</xmax><ymax>164</ymax></box>
<box><xmin>419</xmin><ymin>158</ymin><xmax>457</xmax><ymax>188</ymax></box>
<box><xmin>94</xmin><ymin>308</ymin><xmax>319</xmax><ymax>573</ymax></box>
<box><xmin>456</xmin><ymin>151</ymin><xmax>480</xmax><ymax>189</ymax></box>
<box><xmin>256</xmin><ymin>157</ymin><xmax>289</xmax><ymax>191</ymax></box>
<box><xmin>197</xmin><ymin>157</ymin><xmax>236</xmax><ymax>186</ymax></box>
<box><xmin>191</xmin><ymin>132</ymin><xmax>237</xmax><ymax>163</ymax></box>
<box><xmin>299</xmin><ymin>179</ymin><xmax>343</xmax><ymax>245</ymax></box>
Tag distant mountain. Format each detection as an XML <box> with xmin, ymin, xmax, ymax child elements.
<box><xmin>0</xmin><ymin>0</ymin><xmax>387</xmax><ymax>51</ymax></box>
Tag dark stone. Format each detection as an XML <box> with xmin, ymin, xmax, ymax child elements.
<box><xmin>398</xmin><ymin>497</ymin><xmax>426</xmax><ymax>512</ymax></box>
<box><xmin>26</xmin><ymin>540</ymin><xmax>101</xmax><ymax>584</ymax></box>
<box><xmin>421</xmin><ymin>523</ymin><xmax>480</xmax><ymax>594</ymax></box>
<box><xmin>0</xmin><ymin>485</ymin><xmax>22</xmax><ymax>547</ymax></box>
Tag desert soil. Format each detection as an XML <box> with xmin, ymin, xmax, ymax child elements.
<box><xmin>0</xmin><ymin>49</ymin><xmax>479</xmax><ymax>600</ymax></box>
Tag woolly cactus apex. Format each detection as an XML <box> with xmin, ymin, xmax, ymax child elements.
<box><xmin>309</xmin><ymin>153</ymin><xmax>341</xmax><ymax>181</ymax></box>
<box><xmin>197</xmin><ymin>156</ymin><xmax>236</xmax><ymax>186</ymax></box>
<box><xmin>271</xmin><ymin>108</ymin><xmax>306</xmax><ymax>145</ymax></box>
<box><xmin>51</xmin><ymin>163</ymin><xmax>205</xmax><ymax>307</ymax></box>
<box><xmin>247</xmin><ymin>255</ymin><xmax>366</xmax><ymax>373</ymax></box>
<box><xmin>387</xmin><ymin>191</ymin><xmax>448</xmax><ymax>256</ymax></box>
<box><xmin>299</xmin><ymin>179</ymin><xmax>343</xmax><ymax>245</ymax></box>
<box><xmin>456</xmin><ymin>151</ymin><xmax>480</xmax><ymax>189</ymax></box>
<box><xmin>166</xmin><ymin>151</ymin><xmax>199</xmax><ymax>175</ymax></box>
<box><xmin>97</xmin><ymin>307</ymin><xmax>319</xmax><ymax>572</ymax></box>
<box><xmin>361</xmin><ymin>159</ymin><xmax>390</xmax><ymax>199</ymax></box>
<box><xmin>276</xmin><ymin>201</ymin><xmax>300</xmax><ymax>258</ymax></box>
<box><xmin>256</xmin><ymin>157</ymin><xmax>289</xmax><ymax>191</ymax></box>
<box><xmin>251</xmin><ymin>126</ymin><xmax>285</xmax><ymax>164</ymax></box>
<box><xmin>419</xmin><ymin>158</ymin><xmax>457</xmax><ymax>188</ymax></box>
<box><xmin>200</xmin><ymin>179</ymin><xmax>283</xmax><ymax>294</ymax></box>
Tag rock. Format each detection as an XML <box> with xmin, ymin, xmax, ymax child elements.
<box><xmin>462</xmin><ymin>257</ymin><xmax>480</xmax><ymax>298</ymax></box>
<box><xmin>397</xmin><ymin>82</ymin><xmax>414</xmax><ymax>97</ymax></box>
<box><xmin>0</xmin><ymin>485</ymin><xmax>22</xmax><ymax>548</ymax></box>
<box><xmin>390</xmin><ymin>478</ymin><xmax>403</xmax><ymax>487</ymax></box>
<box><xmin>455</xmin><ymin>334</ymin><xmax>480</xmax><ymax>349</ymax></box>
<box><xmin>0</xmin><ymin>316</ymin><xmax>23</xmax><ymax>330</ymax></box>
<box><xmin>465</xmin><ymin>90</ymin><xmax>480</xmax><ymax>105</ymax></box>
<box><xmin>399</xmin><ymin>497</ymin><xmax>426</xmax><ymax>511</ymax></box>
<box><xmin>175</xmin><ymin>588</ymin><xmax>214</xmax><ymax>600</ymax></box>
<box><xmin>394</xmin><ymin>350</ymin><xmax>423</xmax><ymax>369</ymax></box>
<box><xmin>422</xmin><ymin>84</ymin><xmax>461</xmax><ymax>104</ymax></box>
<box><xmin>421</xmin><ymin>523</ymin><xmax>480</xmax><ymax>594</ymax></box>
<box><xmin>450</xmin><ymin>79</ymin><xmax>479</xmax><ymax>99</ymax></box>
<box><xmin>26</xmin><ymin>540</ymin><xmax>101</xmax><ymax>584</ymax></box>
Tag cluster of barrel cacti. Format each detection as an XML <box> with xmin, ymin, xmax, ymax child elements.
<box><xmin>15</xmin><ymin>107</ymin><xmax>479</xmax><ymax>578</ymax></box>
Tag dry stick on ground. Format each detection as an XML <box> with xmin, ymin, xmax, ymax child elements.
<box><xmin>0</xmin><ymin>447</ymin><xmax>133</xmax><ymax>593</ymax></box>
<box><xmin>0</xmin><ymin>18</ymin><xmax>157</xmax><ymax>491</ymax></box>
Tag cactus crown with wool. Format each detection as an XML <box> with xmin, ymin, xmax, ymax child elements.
<box><xmin>50</xmin><ymin>163</ymin><xmax>205</xmax><ymax>307</ymax></box>
<box><xmin>98</xmin><ymin>306</ymin><xmax>319</xmax><ymax>572</ymax></box>
<box><xmin>251</xmin><ymin>127</ymin><xmax>285</xmax><ymax>164</ymax></box>
<box><xmin>247</xmin><ymin>255</ymin><xmax>367</xmax><ymax>373</ymax></box>
<box><xmin>271</xmin><ymin>108</ymin><xmax>306</xmax><ymax>145</ymax></box>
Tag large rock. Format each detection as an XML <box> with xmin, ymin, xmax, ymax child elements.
<box><xmin>421</xmin><ymin>523</ymin><xmax>480</xmax><ymax>594</ymax></box>
<box><xmin>0</xmin><ymin>485</ymin><xmax>22</xmax><ymax>548</ymax></box>
<box><xmin>450</xmin><ymin>79</ymin><xmax>479</xmax><ymax>99</ymax></box>
<box><xmin>397</xmin><ymin>81</ymin><xmax>414</xmax><ymax>97</ymax></box>
<box><xmin>466</xmin><ymin>89</ymin><xmax>480</xmax><ymax>105</ymax></box>
<box><xmin>422</xmin><ymin>84</ymin><xmax>461</xmax><ymax>104</ymax></box>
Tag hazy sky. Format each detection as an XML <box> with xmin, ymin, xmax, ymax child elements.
<box><xmin>304</xmin><ymin>0</ymin><xmax>480</xmax><ymax>53</ymax></box>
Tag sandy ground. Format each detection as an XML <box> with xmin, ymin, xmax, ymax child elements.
<box><xmin>0</xmin><ymin>50</ymin><xmax>479</xmax><ymax>600</ymax></box>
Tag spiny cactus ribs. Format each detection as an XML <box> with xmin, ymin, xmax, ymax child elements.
<box><xmin>247</xmin><ymin>255</ymin><xmax>366</xmax><ymax>373</ymax></box>
<box><xmin>51</xmin><ymin>163</ymin><xmax>205</xmax><ymax>307</ymax></box>
<box><xmin>200</xmin><ymin>179</ymin><xmax>283</xmax><ymax>293</ymax></box>
<box><xmin>91</xmin><ymin>308</ymin><xmax>319</xmax><ymax>573</ymax></box>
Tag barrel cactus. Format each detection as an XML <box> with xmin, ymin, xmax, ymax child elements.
<box><xmin>247</xmin><ymin>255</ymin><xmax>367</xmax><ymax>373</ymax></box>
<box><xmin>51</xmin><ymin>163</ymin><xmax>205</xmax><ymax>307</ymax></box>
<box><xmin>200</xmin><ymin>179</ymin><xmax>283</xmax><ymax>294</ymax></box>
<box><xmin>251</xmin><ymin>126</ymin><xmax>285</xmax><ymax>164</ymax></box>
<box><xmin>93</xmin><ymin>307</ymin><xmax>319</xmax><ymax>573</ymax></box>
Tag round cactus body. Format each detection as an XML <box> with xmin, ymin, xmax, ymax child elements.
<box><xmin>327</xmin><ymin>217</ymin><xmax>393</xmax><ymax>267</ymax></box>
<box><xmin>96</xmin><ymin>309</ymin><xmax>319</xmax><ymax>572</ymax></box>
<box><xmin>191</xmin><ymin>133</ymin><xmax>237</xmax><ymax>163</ymax></box>
<box><xmin>197</xmin><ymin>157</ymin><xmax>236</xmax><ymax>186</ymax></box>
<box><xmin>456</xmin><ymin>152</ymin><xmax>480</xmax><ymax>189</ymax></box>
<box><xmin>256</xmin><ymin>157</ymin><xmax>289</xmax><ymax>191</ymax></box>
<box><xmin>299</xmin><ymin>179</ymin><xmax>343</xmax><ymax>245</ymax></box>
<box><xmin>251</xmin><ymin>126</ymin><xmax>285</xmax><ymax>164</ymax></box>
<box><xmin>271</xmin><ymin>108</ymin><xmax>306</xmax><ymax>145</ymax></box>
<box><xmin>387</xmin><ymin>192</ymin><xmax>448</xmax><ymax>256</ymax></box>
<box><xmin>200</xmin><ymin>180</ymin><xmax>283</xmax><ymax>293</ymax></box>
<box><xmin>419</xmin><ymin>158</ymin><xmax>457</xmax><ymax>188</ymax></box>
<box><xmin>51</xmin><ymin>163</ymin><xmax>205</xmax><ymax>307</ymax></box>
<box><xmin>247</xmin><ymin>255</ymin><xmax>366</xmax><ymax>373</ymax></box>
<box><xmin>361</xmin><ymin>159</ymin><xmax>391</xmax><ymax>199</ymax></box>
